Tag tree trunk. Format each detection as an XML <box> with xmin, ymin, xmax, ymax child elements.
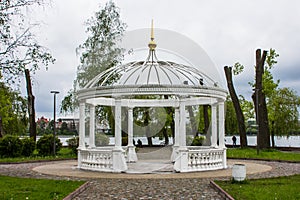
<box><xmin>162</xmin><ymin>127</ymin><xmax>169</xmax><ymax>145</ymax></box>
<box><xmin>187</xmin><ymin>106</ymin><xmax>197</xmax><ymax>136</ymax></box>
<box><xmin>203</xmin><ymin>105</ymin><xmax>210</xmax><ymax>134</ymax></box>
<box><xmin>253</xmin><ymin>49</ymin><xmax>270</xmax><ymax>149</ymax></box>
<box><xmin>224</xmin><ymin>66</ymin><xmax>248</xmax><ymax>148</ymax></box>
<box><xmin>25</xmin><ymin>69</ymin><xmax>37</xmax><ymax>141</ymax></box>
<box><xmin>163</xmin><ymin>95</ymin><xmax>174</xmax><ymax>144</ymax></box>
<box><xmin>144</xmin><ymin>109</ymin><xmax>152</xmax><ymax>146</ymax></box>
<box><xmin>0</xmin><ymin>115</ymin><xmax>4</xmax><ymax>137</ymax></box>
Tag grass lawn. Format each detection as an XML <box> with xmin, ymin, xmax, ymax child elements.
<box><xmin>215</xmin><ymin>174</ymin><xmax>300</xmax><ymax>200</ymax></box>
<box><xmin>0</xmin><ymin>175</ymin><xmax>85</xmax><ymax>200</ymax></box>
<box><xmin>0</xmin><ymin>148</ymin><xmax>77</xmax><ymax>163</ymax></box>
<box><xmin>227</xmin><ymin>148</ymin><xmax>300</xmax><ymax>162</ymax></box>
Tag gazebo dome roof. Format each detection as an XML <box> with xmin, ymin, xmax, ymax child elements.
<box><xmin>79</xmin><ymin>23</ymin><xmax>227</xmax><ymax>101</ymax></box>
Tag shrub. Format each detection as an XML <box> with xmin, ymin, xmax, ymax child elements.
<box><xmin>0</xmin><ymin>135</ymin><xmax>23</xmax><ymax>158</ymax></box>
<box><xmin>186</xmin><ymin>135</ymin><xmax>194</xmax><ymax>146</ymax></box>
<box><xmin>36</xmin><ymin>134</ymin><xmax>62</xmax><ymax>156</ymax></box>
<box><xmin>21</xmin><ymin>137</ymin><xmax>36</xmax><ymax>157</ymax></box>
<box><xmin>67</xmin><ymin>136</ymin><xmax>79</xmax><ymax>154</ymax></box>
<box><xmin>191</xmin><ymin>136</ymin><xmax>206</xmax><ymax>146</ymax></box>
<box><xmin>95</xmin><ymin>133</ymin><xmax>110</xmax><ymax>146</ymax></box>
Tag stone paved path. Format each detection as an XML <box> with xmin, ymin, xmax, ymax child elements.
<box><xmin>0</xmin><ymin>159</ymin><xmax>299</xmax><ymax>199</ymax></box>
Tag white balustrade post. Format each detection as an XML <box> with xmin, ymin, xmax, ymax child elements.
<box><xmin>127</xmin><ymin>107</ymin><xmax>137</xmax><ymax>162</ymax></box>
<box><xmin>211</xmin><ymin>103</ymin><xmax>217</xmax><ymax>147</ymax></box>
<box><xmin>89</xmin><ymin>104</ymin><xmax>96</xmax><ymax>148</ymax></box>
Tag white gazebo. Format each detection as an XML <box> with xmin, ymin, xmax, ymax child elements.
<box><xmin>77</xmin><ymin>25</ymin><xmax>227</xmax><ymax>173</ymax></box>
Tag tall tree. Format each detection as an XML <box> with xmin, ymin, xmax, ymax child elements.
<box><xmin>252</xmin><ymin>49</ymin><xmax>270</xmax><ymax>149</ymax></box>
<box><xmin>268</xmin><ymin>87</ymin><xmax>300</xmax><ymax>147</ymax></box>
<box><xmin>76</xmin><ymin>0</ymin><xmax>126</xmax><ymax>88</ymax></box>
<box><xmin>1</xmin><ymin>0</ymin><xmax>54</xmax><ymax>138</ymax></box>
<box><xmin>224</xmin><ymin>63</ymin><xmax>248</xmax><ymax>147</ymax></box>
<box><xmin>0</xmin><ymin>0</ymin><xmax>55</xmax><ymax>83</ymax></box>
<box><xmin>25</xmin><ymin>69</ymin><xmax>36</xmax><ymax>141</ymax></box>
<box><xmin>61</xmin><ymin>1</ymin><xmax>126</xmax><ymax>117</ymax></box>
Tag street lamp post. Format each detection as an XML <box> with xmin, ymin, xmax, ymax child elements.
<box><xmin>51</xmin><ymin>91</ymin><xmax>59</xmax><ymax>156</ymax></box>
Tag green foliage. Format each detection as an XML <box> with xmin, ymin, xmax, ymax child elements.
<box><xmin>36</xmin><ymin>134</ymin><xmax>62</xmax><ymax>156</ymax></box>
<box><xmin>67</xmin><ymin>136</ymin><xmax>79</xmax><ymax>154</ymax></box>
<box><xmin>21</xmin><ymin>137</ymin><xmax>35</xmax><ymax>157</ymax></box>
<box><xmin>0</xmin><ymin>147</ymin><xmax>76</xmax><ymax>163</ymax></box>
<box><xmin>191</xmin><ymin>136</ymin><xmax>206</xmax><ymax>146</ymax></box>
<box><xmin>0</xmin><ymin>175</ymin><xmax>85</xmax><ymax>200</ymax></box>
<box><xmin>225</xmin><ymin>96</ymin><xmax>239</xmax><ymax>135</ymax></box>
<box><xmin>61</xmin><ymin>1</ymin><xmax>126</xmax><ymax>132</ymax></box>
<box><xmin>268</xmin><ymin>87</ymin><xmax>300</xmax><ymax>136</ymax></box>
<box><xmin>76</xmin><ymin>0</ymin><xmax>126</xmax><ymax>88</ymax></box>
<box><xmin>232</xmin><ymin>62</ymin><xmax>244</xmax><ymax>75</ymax></box>
<box><xmin>216</xmin><ymin>175</ymin><xmax>300</xmax><ymax>200</ymax></box>
<box><xmin>0</xmin><ymin>82</ymin><xmax>28</xmax><ymax>135</ymax></box>
<box><xmin>60</xmin><ymin>89</ymin><xmax>77</xmax><ymax>114</ymax></box>
<box><xmin>0</xmin><ymin>135</ymin><xmax>23</xmax><ymax>158</ymax></box>
<box><xmin>122</xmin><ymin>137</ymin><xmax>128</xmax><ymax>146</ymax></box>
<box><xmin>95</xmin><ymin>133</ymin><xmax>110</xmax><ymax>146</ymax></box>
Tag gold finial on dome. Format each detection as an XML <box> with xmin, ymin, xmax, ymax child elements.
<box><xmin>148</xmin><ymin>19</ymin><xmax>157</xmax><ymax>51</ymax></box>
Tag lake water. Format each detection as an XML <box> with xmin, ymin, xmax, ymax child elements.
<box><xmin>225</xmin><ymin>135</ymin><xmax>300</xmax><ymax>147</ymax></box>
<box><xmin>58</xmin><ymin>135</ymin><xmax>300</xmax><ymax>147</ymax></box>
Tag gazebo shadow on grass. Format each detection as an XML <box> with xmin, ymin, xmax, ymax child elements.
<box><xmin>126</xmin><ymin>146</ymin><xmax>174</xmax><ymax>174</ymax></box>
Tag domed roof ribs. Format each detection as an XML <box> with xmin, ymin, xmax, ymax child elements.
<box><xmin>121</xmin><ymin>61</ymin><xmax>143</xmax><ymax>85</ymax></box>
<box><xmin>157</xmin><ymin>63</ymin><xmax>174</xmax><ymax>85</ymax></box>
<box><xmin>159</xmin><ymin>61</ymin><xmax>184</xmax><ymax>85</ymax></box>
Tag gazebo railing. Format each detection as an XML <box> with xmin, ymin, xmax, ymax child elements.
<box><xmin>80</xmin><ymin>148</ymin><xmax>113</xmax><ymax>172</ymax></box>
<box><xmin>79</xmin><ymin>146</ymin><xmax>129</xmax><ymax>172</ymax></box>
<box><xmin>187</xmin><ymin>147</ymin><xmax>225</xmax><ymax>171</ymax></box>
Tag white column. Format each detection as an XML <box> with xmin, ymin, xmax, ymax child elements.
<box><xmin>218</xmin><ymin>102</ymin><xmax>225</xmax><ymax>148</ymax></box>
<box><xmin>174</xmin><ymin>108</ymin><xmax>180</xmax><ymax>146</ymax></box>
<box><xmin>78</xmin><ymin>102</ymin><xmax>86</xmax><ymax>149</ymax></box>
<box><xmin>89</xmin><ymin>105</ymin><xmax>96</xmax><ymax>148</ymax></box>
<box><xmin>179</xmin><ymin>99</ymin><xmax>186</xmax><ymax>147</ymax></box>
<box><xmin>112</xmin><ymin>98</ymin><xmax>127</xmax><ymax>172</ymax></box>
<box><xmin>174</xmin><ymin>99</ymin><xmax>188</xmax><ymax>172</ymax></box>
<box><xmin>171</xmin><ymin>107</ymin><xmax>180</xmax><ymax>162</ymax></box>
<box><xmin>211</xmin><ymin>103</ymin><xmax>217</xmax><ymax>147</ymax></box>
<box><xmin>127</xmin><ymin>107</ymin><xmax>137</xmax><ymax>162</ymax></box>
<box><xmin>114</xmin><ymin>99</ymin><xmax>122</xmax><ymax>148</ymax></box>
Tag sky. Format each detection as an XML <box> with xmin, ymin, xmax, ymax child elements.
<box><xmin>23</xmin><ymin>0</ymin><xmax>300</xmax><ymax>119</ymax></box>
